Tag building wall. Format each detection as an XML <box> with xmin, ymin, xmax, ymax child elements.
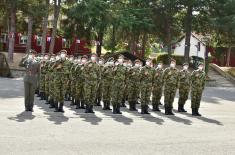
<box><xmin>173</xmin><ymin>36</ymin><xmax>206</xmax><ymax>59</ymax></box>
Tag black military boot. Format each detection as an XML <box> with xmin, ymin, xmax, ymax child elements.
<box><xmin>106</xmin><ymin>101</ymin><xmax>112</xmax><ymax>110</ymax></box>
<box><xmin>129</xmin><ymin>101</ymin><xmax>137</xmax><ymax>111</ymax></box>
<box><xmin>70</xmin><ymin>98</ymin><xmax>76</xmax><ymax>106</ymax></box>
<box><xmin>58</xmin><ymin>102</ymin><xmax>65</xmax><ymax>113</ymax></box>
<box><xmin>144</xmin><ymin>105</ymin><xmax>150</xmax><ymax>114</ymax></box>
<box><xmin>40</xmin><ymin>92</ymin><xmax>44</xmax><ymax>100</ymax></box>
<box><xmin>192</xmin><ymin>108</ymin><xmax>197</xmax><ymax>116</ymax></box>
<box><xmin>96</xmin><ymin>98</ymin><xmax>101</xmax><ymax>106</ymax></box>
<box><xmin>165</xmin><ymin>107</ymin><xmax>174</xmax><ymax>115</ymax></box>
<box><xmin>116</xmin><ymin>104</ymin><xmax>122</xmax><ymax>114</ymax></box>
<box><xmin>45</xmin><ymin>96</ymin><xmax>50</xmax><ymax>104</ymax></box>
<box><xmin>49</xmin><ymin>99</ymin><xmax>55</xmax><ymax>108</ymax></box>
<box><xmin>196</xmin><ymin>108</ymin><xmax>202</xmax><ymax>116</ymax></box>
<box><xmin>141</xmin><ymin>105</ymin><xmax>145</xmax><ymax>114</ymax></box>
<box><xmin>89</xmin><ymin>105</ymin><xmax>95</xmax><ymax>113</ymax></box>
<box><xmin>121</xmin><ymin>99</ymin><xmax>126</xmax><ymax>107</ymax></box>
<box><xmin>54</xmin><ymin>102</ymin><xmax>59</xmax><ymax>112</ymax></box>
<box><xmin>103</xmin><ymin>101</ymin><xmax>108</xmax><ymax>110</ymax></box>
<box><xmin>178</xmin><ymin>104</ymin><xmax>187</xmax><ymax>112</ymax></box>
<box><xmin>80</xmin><ymin>100</ymin><xmax>85</xmax><ymax>109</ymax></box>
<box><xmin>75</xmin><ymin>99</ymin><xmax>80</xmax><ymax>109</ymax></box>
<box><xmin>152</xmin><ymin>104</ymin><xmax>161</xmax><ymax>112</ymax></box>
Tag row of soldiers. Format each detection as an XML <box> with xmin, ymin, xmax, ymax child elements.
<box><xmin>37</xmin><ymin>50</ymin><xmax>205</xmax><ymax>116</ymax></box>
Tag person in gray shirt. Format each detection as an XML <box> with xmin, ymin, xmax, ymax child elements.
<box><xmin>21</xmin><ymin>50</ymin><xmax>40</xmax><ymax>112</ymax></box>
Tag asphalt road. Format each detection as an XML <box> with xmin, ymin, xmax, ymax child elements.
<box><xmin>0</xmin><ymin>77</ymin><xmax>235</xmax><ymax>155</ymax></box>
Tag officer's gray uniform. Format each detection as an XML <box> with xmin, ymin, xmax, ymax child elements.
<box><xmin>23</xmin><ymin>59</ymin><xmax>40</xmax><ymax>111</ymax></box>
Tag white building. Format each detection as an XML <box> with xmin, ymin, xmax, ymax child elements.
<box><xmin>173</xmin><ymin>33</ymin><xmax>208</xmax><ymax>59</ymax></box>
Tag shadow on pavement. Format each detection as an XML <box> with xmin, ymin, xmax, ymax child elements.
<box><xmin>8</xmin><ymin>111</ymin><xmax>35</xmax><ymax>122</ymax></box>
<box><xmin>173</xmin><ymin>109</ymin><xmax>223</xmax><ymax>126</ymax></box>
<box><xmin>34</xmin><ymin>97</ymin><xmax>69</xmax><ymax>125</ymax></box>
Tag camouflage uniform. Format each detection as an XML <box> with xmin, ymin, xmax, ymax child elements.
<box><xmin>74</xmin><ymin>63</ymin><xmax>85</xmax><ymax>109</ymax></box>
<box><xmin>140</xmin><ymin>65</ymin><xmax>154</xmax><ymax>114</ymax></box>
<box><xmin>152</xmin><ymin>68</ymin><xmax>164</xmax><ymax>111</ymax></box>
<box><xmin>127</xmin><ymin>66</ymin><xmax>141</xmax><ymax>111</ymax></box>
<box><xmin>111</xmin><ymin>64</ymin><xmax>126</xmax><ymax>114</ymax></box>
<box><xmin>70</xmin><ymin>63</ymin><xmax>77</xmax><ymax>105</ymax></box>
<box><xmin>95</xmin><ymin>63</ymin><xmax>104</xmax><ymax>106</ymax></box>
<box><xmin>163</xmin><ymin>67</ymin><xmax>179</xmax><ymax>114</ymax></box>
<box><xmin>121</xmin><ymin>65</ymin><xmax>130</xmax><ymax>107</ymax></box>
<box><xmin>83</xmin><ymin>61</ymin><xmax>100</xmax><ymax>113</ymax></box>
<box><xmin>63</xmin><ymin>59</ymin><xmax>73</xmax><ymax>100</ymax></box>
<box><xmin>101</xmin><ymin>65</ymin><xmax>113</xmax><ymax>110</ymax></box>
<box><xmin>178</xmin><ymin>69</ymin><xmax>190</xmax><ymax>112</ymax></box>
<box><xmin>190</xmin><ymin>69</ymin><xmax>205</xmax><ymax>115</ymax></box>
<box><xmin>44</xmin><ymin>61</ymin><xmax>51</xmax><ymax>103</ymax></box>
<box><xmin>48</xmin><ymin>61</ymin><xmax>56</xmax><ymax>108</ymax></box>
<box><xmin>39</xmin><ymin>61</ymin><xmax>46</xmax><ymax>99</ymax></box>
<box><xmin>53</xmin><ymin>60</ymin><xmax>67</xmax><ymax>112</ymax></box>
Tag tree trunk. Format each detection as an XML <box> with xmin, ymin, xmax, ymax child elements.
<box><xmin>8</xmin><ymin>2</ymin><xmax>16</xmax><ymax>63</ymax></box>
<box><xmin>111</xmin><ymin>24</ymin><xmax>116</xmax><ymax>53</ymax></box>
<box><xmin>49</xmin><ymin>0</ymin><xmax>61</xmax><ymax>54</ymax></box>
<box><xmin>184</xmin><ymin>5</ymin><xmax>193</xmax><ymax>63</ymax></box>
<box><xmin>226</xmin><ymin>46</ymin><xmax>231</xmax><ymax>67</ymax></box>
<box><xmin>96</xmin><ymin>29</ymin><xmax>104</xmax><ymax>57</ymax></box>
<box><xmin>165</xmin><ymin>16</ymin><xmax>172</xmax><ymax>64</ymax></box>
<box><xmin>26</xmin><ymin>15</ymin><xmax>33</xmax><ymax>53</ymax></box>
<box><xmin>141</xmin><ymin>33</ymin><xmax>147</xmax><ymax>58</ymax></box>
<box><xmin>41</xmin><ymin>0</ymin><xmax>49</xmax><ymax>54</ymax></box>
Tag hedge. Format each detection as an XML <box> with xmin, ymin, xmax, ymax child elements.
<box><xmin>156</xmin><ymin>53</ymin><xmax>188</xmax><ymax>65</ymax></box>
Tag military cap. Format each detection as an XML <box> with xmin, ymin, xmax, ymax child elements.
<box><xmin>81</xmin><ymin>55</ymin><xmax>88</xmax><ymax>59</ymax></box>
<box><xmin>29</xmin><ymin>49</ymin><xmax>37</xmax><ymax>54</ymax></box>
<box><xmin>59</xmin><ymin>49</ymin><xmax>67</xmax><ymax>54</ymax></box>
<box><xmin>146</xmin><ymin>58</ymin><xmax>152</xmax><ymax>62</ymax></box>
<box><xmin>118</xmin><ymin>54</ymin><xmax>125</xmax><ymax>59</ymax></box>
<box><xmin>198</xmin><ymin>62</ymin><xmax>204</xmax><ymax>66</ymax></box>
<box><xmin>107</xmin><ymin>57</ymin><xmax>114</xmax><ymax>62</ymax></box>
<box><xmin>183</xmin><ymin>63</ymin><xmax>189</xmax><ymax>66</ymax></box>
<box><xmin>134</xmin><ymin>59</ymin><xmax>141</xmax><ymax>63</ymax></box>
<box><xmin>90</xmin><ymin>53</ymin><xmax>97</xmax><ymax>57</ymax></box>
<box><xmin>170</xmin><ymin>58</ymin><xmax>176</xmax><ymax>63</ymax></box>
<box><xmin>99</xmin><ymin>57</ymin><xmax>105</xmax><ymax>61</ymax></box>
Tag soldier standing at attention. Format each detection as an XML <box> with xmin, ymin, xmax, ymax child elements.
<box><xmin>83</xmin><ymin>53</ymin><xmax>100</xmax><ymax>113</ymax></box>
<box><xmin>140</xmin><ymin>58</ymin><xmax>154</xmax><ymax>114</ymax></box>
<box><xmin>127</xmin><ymin>59</ymin><xmax>142</xmax><ymax>111</ymax></box>
<box><xmin>75</xmin><ymin>56</ymin><xmax>87</xmax><ymax>109</ymax></box>
<box><xmin>95</xmin><ymin>57</ymin><xmax>105</xmax><ymax>106</ymax></box>
<box><xmin>102</xmin><ymin>58</ymin><xmax>114</xmax><ymax>110</ymax></box>
<box><xmin>190</xmin><ymin>62</ymin><xmax>206</xmax><ymax>116</ymax></box>
<box><xmin>152</xmin><ymin>62</ymin><xmax>164</xmax><ymax>112</ymax></box>
<box><xmin>163</xmin><ymin>59</ymin><xmax>179</xmax><ymax>115</ymax></box>
<box><xmin>111</xmin><ymin>55</ymin><xmax>126</xmax><ymax>114</ymax></box>
<box><xmin>178</xmin><ymin>63</ymin><xmax>190</xmax><ymax>112</ymax></box>
<box><xmin>22</xmin><ymin>50</ymin><xmax>40</xmax><ymax>112</ymax></box>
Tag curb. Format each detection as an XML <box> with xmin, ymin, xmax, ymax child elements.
<box><xmin>210</xmin><ymin>63</ymin><xmax>235</xmax><ymax>85</ymax></box>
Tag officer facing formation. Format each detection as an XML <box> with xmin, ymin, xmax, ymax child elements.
<box><xmin>37</xmin><ymin>51</ymin><xmax>206</xmax><ymax>117</ymax></box>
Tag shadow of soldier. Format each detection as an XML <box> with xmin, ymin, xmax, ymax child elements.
<box><xmin>172</xmin><ymin>109</ymin><xmax>223</xmax><ymax>126</ymax></box>
<box><xmin>34</xmin><ymin>96</ymin><xmax>69</xmax><ymax>125</ymax></box>
<box><xmin>121</xmin><ymin>104</ymin><xmax>164</xmax><ymax>125</ymax></box>
<box><xmin>75</xmin><ymin>113</ymin><xmax>102</xmax><ymax>125</ymax></box>
<box><xmin>8</xmin><ymin>111</ymin><xmax>35</xmax><ymax>122</ymax></box>
<box><xmin>94</xmin><ymin>104</ymin><xmax>134</xmax><ymax>125</ymax></box>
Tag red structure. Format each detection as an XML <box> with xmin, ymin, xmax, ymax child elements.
<box><xmin>1</xmin><ymin>32</ymin><xmax>91</xmax><ymax>56</ymax></box>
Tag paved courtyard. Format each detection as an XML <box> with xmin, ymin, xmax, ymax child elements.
<box><xmin>0</xmin><ymin>77</ymin><xmax>235</xmax><ymax>155</ymax></box>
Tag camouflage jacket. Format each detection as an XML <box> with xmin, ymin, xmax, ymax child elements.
<box><xmin>178</xmin><ymin>69</ymin><xmax>191</xmax><ymax>89</ymax></box>
<box><xmin>102</xmin><ymin>65</ymin><xmax>114</xmax><ymax>85</ymax></box>
<box><xmin>113</xmin><ymin>64</ymin><xmax>126</xmax><ymax>82</ymax></box>
<box><xmin>153</xmin><ymin>68</ymin><xmax>164</xmax><ymax>87</ymax></box>
<box><xmin>140</xmin><ymin>66</ymin><xmax>154</xmax><ymax>85</ymax></box>
<box><xmin>83</xmin><ymin>61</ymin><xmax>100</xmax><ymax>82</ymax></box>
<box><xmin>163</xmin><ymin>67</ymin><xmax>179</xmax><ymax>87</ymax></box>
<box><xmin>191</xmin><ymin>69</ymin><xmax>206</xmax><ymax>90</ymax></box>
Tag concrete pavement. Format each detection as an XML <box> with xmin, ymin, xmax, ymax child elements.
<box><xmin>0</xmin><ymin>77</ymin><xmax>235</xmax><ymax>155</ymax></box>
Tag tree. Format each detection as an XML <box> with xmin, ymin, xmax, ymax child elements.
<box><xmin>49</xmin><ymin>0</ymin><xmax>61</xmax><ymax>54</ymax></box>
<box><xmin>210</xmin><ymin>0</ymin><xmax>235</xmax><ymax>66</ymax></box>
<box><xmin>41</xmin><ymin>0</ymin><xmax>50</xmax><ymax>54</ymax></box>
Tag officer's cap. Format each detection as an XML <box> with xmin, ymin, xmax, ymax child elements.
<box><xmin>29</xmin><ymin>49</ymin><xmax>37</xmax><ymax>55</ymax></box>
<box><xmin>170</xmin><ymin>58</ymin><xmax>176</xmax><ymax>63</ymax></box>
<box><xmin>183</xmin><ymin>63</ymin><xmax>189</xmax><ymax>66</ymax></box>
<box><xmin>60</xmin><ymin>49</ymin><xmax>67</xmax><ymax>54</ymax></box>
<box><xmin>118</xmin><ymin>54</ymin><xmax>125</xmax><ymax>59</ymax></box>
<box><xmin>81</xmin><ymin>55</ymin><xmax>88</xmax><ymax>59</ymax></box>
<box><xmin>134</xmin><ymin>59</ymin><xmax>141</xmax><ymax>63</ymax></box>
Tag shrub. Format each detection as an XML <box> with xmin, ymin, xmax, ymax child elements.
<box><xmin>156</xmin><ymin>53</ymin><xmax>187</xmax><ymax>65</ymax></box>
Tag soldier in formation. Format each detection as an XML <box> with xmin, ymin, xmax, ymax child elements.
<box><xmin>36</xmin><ymin>50</ymin><xmax>206</xmax><ymax>116</ymax></box>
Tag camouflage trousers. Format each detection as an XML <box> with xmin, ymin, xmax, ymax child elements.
<box><xmin>128</xmin><ymin>85</ymin><xmax>139</xmax><ymax>102</ymax></box>
<box><xmin>102</xmin><ymin>83</ymin><xmax>112</xmax><ymax>102</ymax></box>
<box><xmin>191</xmin><ymin>89</ymin><xmax>203</xmax><ymax>109</ymax></box>
<box><xmin>84</xmin><ymin>81</ymin><xmax>98</xmax><ymax>105</ymax></box>
<box><xmin>54</xmin><ymin>79</ymin><xmax>65</xmax><ymax>103</ymax></box>
<box><xmin>49</xmin><ymin>78</ymin><xmax>55</xmax><ymax>101</ymax></box>
<box><xmin>75</xmin><ymin>82</ymin><xmax>84</xmax><ymax>102</ymax></box>
<box><xmin>178</xmin><ymin>87</ymin><xmax>190</xmax><ymax>106</ymax></box>
<box><xmin>111</xmin><ymin>81</ymin><xmax>125</xmax><ymax>106</ymax></box>
<box><xmin>39</xmin><ymin>74</ymin><xmax>45</xmax><ymax>92</ymax></box>
<box><xmin>140</xmin><ymin>84</ymin><xmax>152</xmax><ymax>105</ymax></box>
<box><xmin>96</xmin><ymin>82</ymin><xmax>102</xmax><ymax>100</ymax></box>
<box><xmin>164</xmin><ymin>85</ymin><xmax>177</xmax><ymax>108</ymax></box>
<box><xmin>152</xmin><ymin>86</ymin><xmax>162</xmax><ymax>106</ymax></box>
<box><xmin>70</xmin><ymin>80</ymin><xmax>76</xmax><ymax>98</ymax></box>
<box><xmin>123</xmin><ymin>84</ymin><xmax>128</xmax><ymax>100</ymax></box>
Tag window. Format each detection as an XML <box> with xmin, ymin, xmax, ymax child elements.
<box><xmin>20</xmin><ymin>36</ymin><xmax>27</xmax><ymax>44</ymax></box>
<box><xmin>62</xmin><ymin>38</ymin><xmax>70</xmax><ymax>48</ymax></box>
<box><xmin>0</xmin><ymin>33</ymin><xmax>7</xmax><ymax>43</ymax></box>
<box><xmin>36</xmin><ymin>36</ymin><xmax>42</xmax><ymax>46</ymax></box>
